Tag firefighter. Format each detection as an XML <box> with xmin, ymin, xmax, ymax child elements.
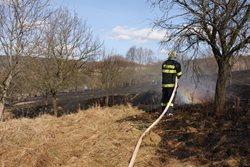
<box><xmin>161</xmin><ymin>51</ymin><xmax>182</xmax><ymax>114</ymax></box>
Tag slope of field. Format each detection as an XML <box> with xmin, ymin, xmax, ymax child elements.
<box><xmin>0</xmin><ymin>105</ymin><xmax>164</xmax><ymax>167</ymax></box>
<box><xmin>1</xmin><ymin>104</ymin><xmax>249</xmax><ymax>167</ymax></box>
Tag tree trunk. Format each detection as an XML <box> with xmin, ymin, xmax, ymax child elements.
<box><xmin>52</xmin><ymin>94</ymin><xmax>58</xmax><ymax>117</ymax></box>
<box><xmin>214</xmin><ymin>61</ymin><xmax>231</xmax><ymax>117</ymax></box>
<box><xmin>105</xmin><ymin>95</ymin><xmax>109</xmax><ymax>106</ymax></box>
<box><xmin>0</xmin><ymin>99</ymin><xmax>5</xmax><ymax>122</ymax></box>
<box><xmin>0</xmin><ymin>72</ymin><xmax>12</xmax><ymax>122</ymax></box>
<box><xmin>0</xmin><ymin>89</ymin><xmax>8</xmax><ymax>122</ymax></box>
<box><xmin>112</xmin><ymin>95</ymin><xmax>115</xmax><ymax>105</ymax></box>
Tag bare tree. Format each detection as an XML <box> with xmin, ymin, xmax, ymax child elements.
<box><xmin>150</xmin><ymin>0</ymin><xmax>250</xmax><ymax>116</ymax></box>
<box><xmin>126</xmin><ymin>46</ymin><xmax>154</xmax><ymax>64</ymax></box>
<box><xmin>0</xmin><ymin>0</ymin><xmax>49</xmax><ymax>121</ymax></box>
<box><xmin>126</xmin><ymin>46</ymin><xmax>137</xmax><ymax>62</ymax></box>
<box><xmin>138</xmin><ymin>47</ymin><xmax>154</xmax><ymax>64</ymax></box>
<box><xmin>98</xmin><ymin>51</ymin><xmax>126</xmax><ymax>105</ymax></box>
<box><xmin>28</xmin><ymin>8</ymin><xmax>101</xmax><ymax>117</ymax></box>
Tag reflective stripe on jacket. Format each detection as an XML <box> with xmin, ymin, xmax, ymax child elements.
<box><xmin>162</xmin><ymin>58</ymin><xmax>182</xmax><ymax>87</ymax></box>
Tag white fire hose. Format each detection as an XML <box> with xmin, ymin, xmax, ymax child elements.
<box><xmin>128</xmin><ymin>77</ymin><xmax>178</xmax><ymax>167</ymax></box>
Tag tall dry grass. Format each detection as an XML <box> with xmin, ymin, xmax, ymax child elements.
<box><xmin>0</xmin><ymin>105</ymin><xmax>161</xmax><ymax>167</ymax></box>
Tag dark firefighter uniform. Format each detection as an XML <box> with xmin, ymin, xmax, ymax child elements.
<box><xmin>161</xmin><ymin>53</ymin><xmax>182</xmax><ymax>111</ymax></box>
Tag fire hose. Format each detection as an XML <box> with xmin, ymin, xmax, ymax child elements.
<box><xmin>128</xmin><ymin>77</ymin><xmax>178</xmax><ymax>167</ymax></box>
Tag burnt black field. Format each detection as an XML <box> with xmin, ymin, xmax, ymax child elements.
<box><xmin>7</xmin><ymin>70</ymin><xmax>250</xmax><ymax>119</ymax></box>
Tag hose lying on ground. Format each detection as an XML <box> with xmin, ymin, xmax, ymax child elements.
<box><xmin>128</xmin><ymin>77</ymin><xmax>178</xmax><ymax>167</ymax></box>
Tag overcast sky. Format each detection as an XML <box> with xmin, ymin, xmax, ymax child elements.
<box><xmin>52</xmin><ymin>0</ymin><xmax>171</xmax><ymax>59</ymax></box>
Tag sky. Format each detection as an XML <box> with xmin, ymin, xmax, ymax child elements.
<box><xmin>51</xmin><ymin>0</ymin><xmax>168</xmax><ymax>59</ymax></box>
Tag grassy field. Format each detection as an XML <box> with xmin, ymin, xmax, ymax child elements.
<box><xmin>0</xmin><ymin>105</ymin><xmax>163</xmax><ymax>167</ymax></box>
<box><xmin>1</xmin><ymin>104</ymin><xmax>249</xmax><ymax>166</ymax></box>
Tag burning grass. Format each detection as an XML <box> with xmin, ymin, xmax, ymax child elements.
<box><xmin>0</xmin><ymin>105</ymin><xmax>162</xmax><ymax>167</ymax></box>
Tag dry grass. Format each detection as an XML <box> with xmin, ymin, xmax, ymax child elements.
<box><xmin>0</xmin><ymin>105</ymin><xmax>161</xmax><ymax>167</ymax></box>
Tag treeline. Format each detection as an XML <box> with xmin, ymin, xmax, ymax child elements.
<box><xmin>1</xmin><ymin>54</ymin><xmax>161</xmax><ymax>117</ymax></box>
<box><xmin>6</xmin><ymin>54</ymin><xmax>161</xmax><ymax>99</ymax></box>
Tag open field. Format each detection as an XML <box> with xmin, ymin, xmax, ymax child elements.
<box><xmin>1</xmin><ymin>69</ymin><xmax>249</xmax><ymax>167</ymax></box>
<box><xmin>1</xmin><ymin>70</ymin><xmax>249</xmax><ymax>167</ymax></box>
<box><xmin>1</xmin><ymin>104</ymin><xmax>249</xmax><ymax>167</ymax></box>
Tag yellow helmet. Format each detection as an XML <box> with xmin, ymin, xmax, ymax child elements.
<box><xmin>168</xmin><ymin>51</ymin><xmax>177</xmax><ymax>58</ymax></box>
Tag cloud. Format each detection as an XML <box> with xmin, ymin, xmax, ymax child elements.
<box><xmin>111</xmin><ymin>26</ymin><xmax>166</xmax><ymax>42</ymax></box>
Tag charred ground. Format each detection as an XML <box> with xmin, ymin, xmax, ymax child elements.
<box><xmin>6</xmin><ymin>70</ymin><xmax>249</xmax><ymax>119</ymax></box>
<box><xmin>123</xmin><ymin>103</ymin><xmax>249</xmax><ymax>166</ymax></box>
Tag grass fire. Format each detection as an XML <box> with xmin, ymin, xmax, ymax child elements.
<box><xmin>0</xmin><ymin>0</ymin><xmax>249</xmax><ymax>167</ymax></box>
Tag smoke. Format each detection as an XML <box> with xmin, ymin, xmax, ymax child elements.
<box><xmin>176</xmin><ymin>74</ymin><xmax>216</xmax><ymax>104</ymax></box>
